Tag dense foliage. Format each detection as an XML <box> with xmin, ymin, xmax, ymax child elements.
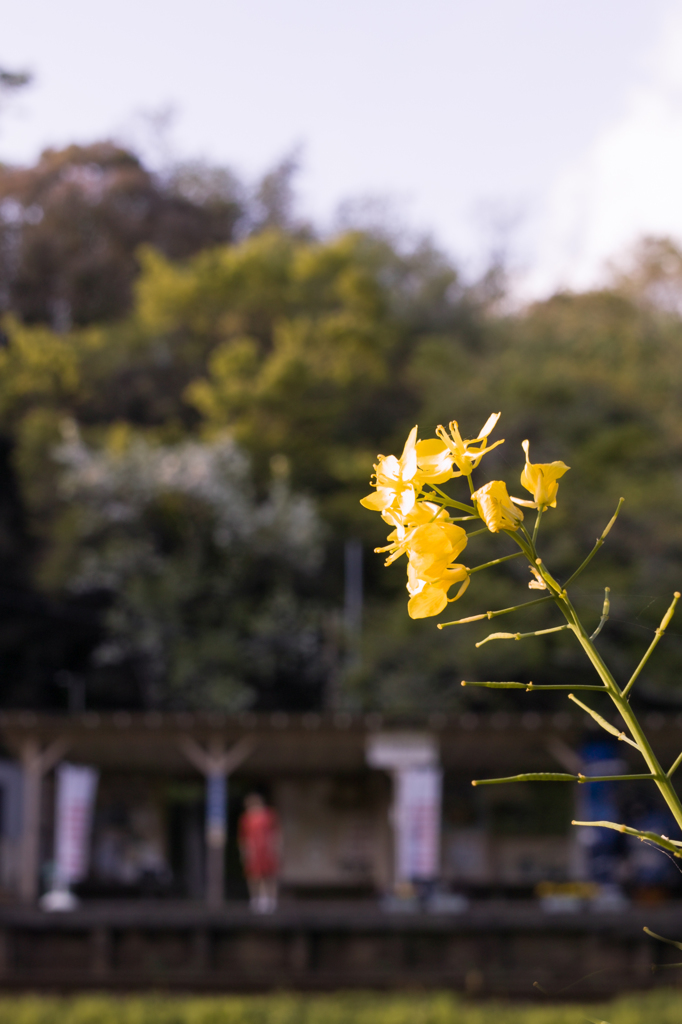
<box><xmin>1</xmin><ymin>142</ymin><xmax>682</xmax><ymax>714</ymax></box>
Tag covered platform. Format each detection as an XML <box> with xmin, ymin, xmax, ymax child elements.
<box><xmin>0</xmin><ymin>709</ymin><xmax>679</xmax><ymax>994</ymax></box>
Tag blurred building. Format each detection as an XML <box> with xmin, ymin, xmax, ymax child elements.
<box><xmin>0</xmin><ymin>709</ymin><xmax>680</xmax><ymax>902</ymax></box>
<box><xmin>0</xmin><ymin>709</ymin><xmax>678</xmax><ymax>994</ymax></box>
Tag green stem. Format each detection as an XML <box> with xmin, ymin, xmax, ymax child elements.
<box><xmin>468</xmin><ymin>551</ymin><xmax>524</xmax><ymax>575</ymax></box>
<box><xmin>506</xmin><ymin>531</ymin><xmax>682</xmax><ymax>831</ymax></box>
<box><xmin>644</xmin><ymin>928</ymin><xmax>682</xmax><ymax>950</ymax></box>
<box><xmin>510</xmin><ymin>532</ymin><xmax>566</xmax><ymax>597</ymax></box>
<box><xmin>519</xmin><ymin>523</ymin><xmax>535</xmax><ymax>549</ymax></box>
<box><xmin>532</xmin><ymin>557</ymin><xmax>564</xmax><ymax>597</ymax></box>
<box><xmin>508</xmin><ymin>530</ymin><xmax>536</xmax><ymax>564</ymax></box>
<box><xmin>563</xmin><ymin>498</ymin><xmax>625</xmax><ymax>587</ymax></box>
<box><xmin>462</xmin><ymin>497</ymin><xmax>682</xmax><ymax>834</ymax></box>
<box><xmin>439</xmin><ymin>594</ymin><xmax>554</xmax><ymax>627</ymax></box>
<box><xmin>532</xmin><ymin>507</ymin><xmax>543</xmax><ymax>545</ymax></box>
<box><xmin>668</xmin><ymin>750</ymin><xmax>682</xmax><ymax>780</ymax></box>
<box><xmin>621</xmin><ymin>591</ymin><xmax>681</xmax><ymax>699</ymax></box>
<box><xmin>424</xmin><ymin>485</ymin><xmax>475</xmax><ymax>514</ymax></box>
<box><xmin>572</xmin><ymin>822</ymin><xmax>682</xmax><ymax>858</ymax></box>
<box><xmin>589</xmin><ymin>587</ymin><xmax>610</xmax><ymax>641</ymax></box>
<box><xmin>559</xmin><ymin>591</ymin><xmax>682</xmax><ymax>833</ymax></box>
<box><xmin>461</xmin><ymin>681</ymin><xmax>607</xmax><ymax>691</ymax></box>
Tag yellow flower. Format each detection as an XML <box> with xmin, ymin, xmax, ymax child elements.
<box><xmin>472</xmin><ymin>480</ymin><xmax>524</xmax><ymax>533</ymax></box>
<box><xmin>406</xmin><ymin>522</ymin><xmax>468</xmax><ymax>579</ymax></box>
<box><xmin>414</xmin><ymin>438</ymin><xmax>454</xmax><ymax>485</ymax></box>
<box><xmin>435</xmin><ymin>412</ymin><xmax>504</xmax><ymax>477</ymax></box>
<box><xmin>407</xmin><ymin>563</ymin><xmax>470</xmax><ymax>619</ymax></box>
<box><xmin>360</xmin><ymin>425</ymin><xmax>419</xmax><ymax>517</ymax></box>
<box><xmin>375</xmin><ymin>501</ymin><xmax>450</xmax><ymax>565</ymax></box>
<box><xmin>403</xmin><ymin>523</ymin><xmax>470</xmax><ymax>618</ymax></box>
<box><xmin>516</xmin><ymin>440</ymin><xmax>570</xmax><ymax>509</ymax></box>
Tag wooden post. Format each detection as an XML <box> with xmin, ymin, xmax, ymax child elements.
<box><xmin>90</xmin><ymin>925</ymin><xmax>111</xmax><ymax>979</ymax></box>
<box><xmin>179</xmin><ymin>736</ymin><xmax>253</xmax><ymax>908</ymax></box>
<box><xmin>19</xmin><ymin>736</ymin><xmax>69</xmax><ymax>903</ymax></box>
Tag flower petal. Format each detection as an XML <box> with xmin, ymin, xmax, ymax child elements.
<box><xmin>475</xmin><ymin>412</ymin><xmax>501</xmax><ymax>441</ymax></box>
<box><xmin>360</xmin><ymin>488</ymin><xmax>394</xmax><ymax>511</ymax></box>
<box><xmin>408</xmin><ymin>586</ymin><xmax>449</xmax><ymax>619</ymax></box>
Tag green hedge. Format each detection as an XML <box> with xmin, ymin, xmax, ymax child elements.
<box><xmin>0</xmin><ymin>991</ymin><xmax>679</xmax><ymax>1024</ymax></box>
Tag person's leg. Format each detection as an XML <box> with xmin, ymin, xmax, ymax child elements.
<box><xmin>258</xmin><ymin>878</ymin><xmax>272</xmax><ymax>912</ymax></box>
<box><xmin>246</xmin><ymin>875</ymin><xmax>260</xmax><ymax>910</ymax></box>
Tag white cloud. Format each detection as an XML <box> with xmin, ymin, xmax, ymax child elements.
<box><xmin>527</xmin><ymin>3</ymin><xmax>682</xmax><ymax>296</ymax></box>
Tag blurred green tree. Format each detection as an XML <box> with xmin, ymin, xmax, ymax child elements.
<box><xmin>51</xmin><ymin>426</ymin><xmax>324</xmax><ymax>711</ymax></box>
<box><xmin>2</xmin><ymin>179</ymin><xmax>682</xmax><ymax>715</ymax></box>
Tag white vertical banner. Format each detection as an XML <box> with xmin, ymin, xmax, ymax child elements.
<box><xmin>54</xmin><ymin>763</ymin><xmax>98</xmax><ymax>887</ymax></box>
<box><xmin>394</xmin><ymin>765</ymin><xmax>442</xmax><ymax>882</ymax></box>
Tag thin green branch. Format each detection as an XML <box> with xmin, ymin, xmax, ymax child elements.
<box><xmin>575</xmin><ymin>774</ymin><xmax>657</xmax><ymax>782</ymax></box>
<box><xmin>668</xmin><ymin>750</ymin><xmax>682</xmax><ymax>779</ymax></box>
<box><xmin>532</xmin><ymin>556</ymin><xmax>564</xmax><ymax>596</ymax></box>
<box><xmin>532</xmin><ymin>507</ymin><xmax>543</xmax><ymax>545</ymax></box>
<box><xmin>519</xmin><ymin>523</ymin><xmax>535</xmax><ymax>548</ymax></box>
<box><xmin>467</xmin><ymin>551</ymin><xmax>524</xmax><ymax>575</ymax></box>
<box><xmin>564</xmin><ymin>602</ymin><xmax>682</xmax><ymax>831</ymax></box>
<box><xmin>572</xmin><ymin>820</ymin><xmax>682</xmax><ymax>857</ymax></box>
<box><xmin>424</xmin><ymin>485</ymin><xmax>475</xmax><ymax>514</ymax></box>
<box><xmin>438</xmin><ymin>594</ymin><xmax>554</xmax><ymax>628</ymax></box>
<box><xmin>644</xmin><ymin>928</ymin><xmax>682</xmax><ymax>951</ymax></box>
<box><xmin>563</xmin><ymin>498</ymin><xmax>625</xmax><ymax>587</ymax></box>
<box><xmin>461</xmin><ymin>680</ymin><xmax>606</xmax><ymax>691</ymax></box>
<box><xmin>466</xmin><ymin>527</ymin><xmax>491</xmax><ymax>538</ymax></box>
<box><xmin>475</xmin><ymin>624</ymin><xmax>570</xmax><ymax>648</ymax></box>
<box><xmin>567</xmin><ymin>693</ymin><xmax>641</xmax><ymax>751</ymax></box>
<box><xmin>622</xmin><ymin>591</ymin><xmax>681</xmax><ymax>699</ymax></box>
<box><xmin>472</xmin><ymin>772</ymin><xmax>658</xmax><ymax>787</ymax></box>
<box><xmin>589</xmin><ymin>587</ymin><xmax>610</xmax><ymax>641</ymax></box>
<box><xmin>508</xmin><ymin>530</ymin><xmax>535</xmax><ymax>562</ymax></box>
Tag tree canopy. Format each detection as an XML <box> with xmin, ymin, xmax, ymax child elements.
<box><xmin>1</xmin><ymin>142</ymin><xmax>682</xmax><ymax>714</ymax></box>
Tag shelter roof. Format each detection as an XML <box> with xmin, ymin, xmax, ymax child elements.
<box><xmin>1</xmin><ymin>709</ymin><xmax>679</xmax><ymax>776</ymax></box>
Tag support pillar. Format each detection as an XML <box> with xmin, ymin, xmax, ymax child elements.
<box><xmin>19</xmin><ymin>736</ymin><xmax>69</xmax><ymax>903</ymax></box>
<box><xmin>206</xmin><ymin>771</ymin><xmax>226</xmax><ymax>907</ymax></box>
<box><xmin>179</xmin><ymin>736</ymin><xmax>253</xmax><ymax>908</ymax></box>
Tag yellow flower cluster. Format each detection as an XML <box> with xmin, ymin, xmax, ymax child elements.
<box><xmin>361</xmin><ymin>415</ymin><xmax>569</xmax><ymax>619</ymax></box>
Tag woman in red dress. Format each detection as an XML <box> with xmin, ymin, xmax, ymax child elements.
<box><xmin>238</xmin><ymin>793</ymin><xmax>280</xmax><ymax>912</ymax></box>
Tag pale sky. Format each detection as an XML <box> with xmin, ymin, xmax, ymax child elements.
<box><xmin>2</xmin><ymin>0</ymin><xmax>682</xmax><ymax>294</ymax></box>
